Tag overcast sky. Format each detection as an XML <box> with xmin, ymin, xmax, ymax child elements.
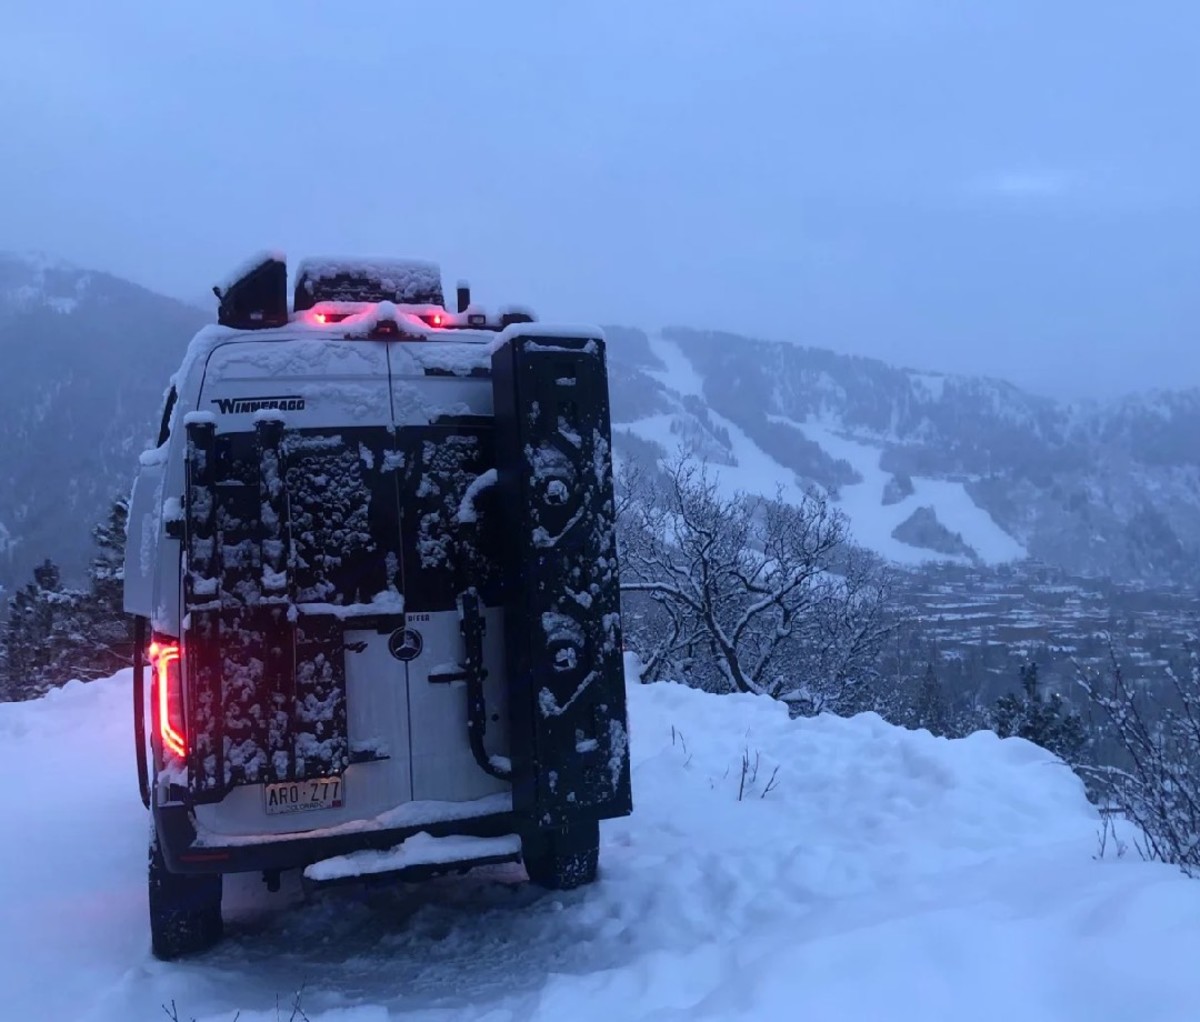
<box><xmin>2</xmin><ymin>1</ymin><xmax>1197</xmax><ymax>398</ymax></box>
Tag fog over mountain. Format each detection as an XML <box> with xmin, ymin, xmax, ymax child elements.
<box><xmin>0</xmin><ymin>253</ymin><xmax>207</xmax><ymax>593</ymax></box>
<box><xmin>3</xmin><ymin>251</ymin><xmax>1199</xmax><ymax>597</ymax></box>
<box><xmin>4</xmin><ymin>3</ymin><xmax>1200</xmax><ymax>399</ymax></box>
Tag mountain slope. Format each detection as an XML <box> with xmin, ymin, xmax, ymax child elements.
<box><xmin>0</xmin><ymin>667</ymin><xmax>1195</xmax><ymax>1021</ymax></box>
<box><xmin>605</xmin><ymin>326</ymin><xmax>1200</xmax><ymax>582</ymax></box>
<box><xmin>3</xmin><ymin>255</ymin><xmax>1199</xmax><ymax>588</ymax></box>
<box><xmin>0</xmin><ymin>253</ymin><xmax>206</xmax><ymax>594</ymax></box>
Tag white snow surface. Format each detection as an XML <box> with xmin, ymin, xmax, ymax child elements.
<box><xmin>492</xmin><ymin>322</ymin><xmax>603</xmax><ymax>349</ymax></box>
<box><xmin>644</xmin><ymin>331</ymin><xmax>706</xmax><ymax>398</ymax></box>
<box><xmin>791</xmin><ymin>417</ymin><xmax>1027</xmax><ymax>565</ymax></box>
<box><xmin>296</xmin><ymin>257</ymin><xmax>442</xmax><ymax>304</ymax></box>
<box><xmin>305</xmin><ymin>833</ymin><xmax>523</xmax><ymax>883</ymax></box>
<box><xmin>293</xmin><ymin>589</ymin><xmax>405</xmax><ymax>621</ymax></box>
<box><xmin>213</xmin><ymin>250</ymin><xmax>286</xmax><ymax>297</ymax></box>
<box><xmin>1</xmin><ymin>668</ymin><xmax>1197</xmax><ymax>1021</ymax></box>
<box><xmin>456</xmin><ymin>468</ymin><xmax>498</xmax><ymax>523</ymax></box>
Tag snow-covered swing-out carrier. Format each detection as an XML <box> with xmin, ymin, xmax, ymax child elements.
<box><xmin>163</xmin><ymin>255</ymin><xmax>631</xmax><ymax>832</ymax></box>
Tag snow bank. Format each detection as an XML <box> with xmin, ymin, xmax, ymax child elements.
<box><xmin>1</xmin><ymin>670</ymin><xmax>1198</xmax><ymax>1021</ymax></box>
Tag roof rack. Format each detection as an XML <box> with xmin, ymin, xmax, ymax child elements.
<box><xmin>293</xmin><ymin>258</ymin><xmax>444</xmax><ymax>311</ymax></box>
<box><xmin>213</xmin><ymin>254</ymin><xmax>536</xmax><ymax>334</ymax></box>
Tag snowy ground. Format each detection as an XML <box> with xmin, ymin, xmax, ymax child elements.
<box><xmin>2</xmin><ymin>669</ymin><xmax>1198</xmax><ymax>1021</ymax></box>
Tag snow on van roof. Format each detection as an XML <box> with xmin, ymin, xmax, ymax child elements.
<box><xmin>152</xmin><ymin>314</ymin><xmax>606</xmax><ymax>450</ymax></box>
<box><xmin>338</xmin><ymin>301</ymin><xmax>415</xmax><ymax>338</ymax></box>
<box><xmin>397</xmin><ymin>340</ymin><xmax>494</xmax><ymax>376</ymax></box>
<box><xmin>170</xmin><ymin>322</ymin><xmax>243</xmax><ymax>386</ymax></box>
<box><xmin>296</xmin><ymin>257</ymin><xmax>442</xmax><ymax>305</ymax></box>
<box><xmin>490</xmin><ymin>322</ymin><xmax>605</xmax><ymax>353</ymax></box>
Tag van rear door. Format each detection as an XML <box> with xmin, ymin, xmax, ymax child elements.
<box><xmin>186</xmin><ymin>337</ymin><xmax>415</xmax><ymax>828</ymax></box>
<box><xmin>389</xmin><ymin>343</ymin><xmax>511</xmax><ymax>805</ymax></box>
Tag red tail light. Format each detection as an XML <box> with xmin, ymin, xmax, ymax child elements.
<box><xmin>149</xmin><ymin>640</ymin><xmax>186</xmax><ymax>759</ymax></box>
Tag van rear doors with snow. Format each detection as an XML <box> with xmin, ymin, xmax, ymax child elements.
<box><xmin>150</xmin><ymin>326</ymin><xmax>632</xmax><ymax>836</ymax></box>
<box><xmin>179</xmin><ymin>337</ymin><xmax>514</xmax><ymax>829</ymax></box>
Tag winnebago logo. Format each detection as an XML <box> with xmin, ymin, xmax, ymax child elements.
<box><xmin>211</xmin><ymin>395</ymin><xmax>306</xmax><ymax>414</ymax></box>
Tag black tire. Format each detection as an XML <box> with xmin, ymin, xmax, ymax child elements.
<box><xmin>148</xmin><ymin>827</ymin><xmax>223</xmax><ymax>960</ymax></box>
<box><xmin>521</xmin><ymin>819</ymin><xmax>600</xmax><ymax>890</ymax></box>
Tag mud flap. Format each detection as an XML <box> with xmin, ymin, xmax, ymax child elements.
<box><xmin>183</xmin><ymin>419</ymin><xmax>353</xmax><ymax>802</ymax></box>
<box><xmin>491</xmin><ymin>333</ymin><xmax>632</xmax><ymax>827</ymax></box>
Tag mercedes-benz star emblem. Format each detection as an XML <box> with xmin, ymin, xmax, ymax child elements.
<box><xmin>388</xmin><ymin>626</ymin><xmax>424</xmax><ymax>662</ymax></box>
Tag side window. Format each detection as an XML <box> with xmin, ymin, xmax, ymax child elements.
<box><xmin>157</xmin><ymin>387</ymin><xmax>177</xmax><ymax>447</ymax></box>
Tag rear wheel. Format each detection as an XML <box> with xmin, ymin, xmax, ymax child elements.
<box><xmin>521</xmin><ymin>819</ymin><xmax>600</xmax><ymax>890</ymax></box>
<box><xmin>148</xmin><ymin>827</ymin><xmax>223</xmax><ymax>960</ymax></box>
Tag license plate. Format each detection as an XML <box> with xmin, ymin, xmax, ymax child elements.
<box><xmin>263</xmin><ymin>777</ymin><xmax>343</xmax><ymax>816</ymax></box>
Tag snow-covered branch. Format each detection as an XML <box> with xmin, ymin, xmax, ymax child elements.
<box><xmin>1077</xmin><ymin>641</ymin><xmax>1200</xmax><ymax>877</ymax></box>
<box><xmin>617</xmin><ymin>451</ymin><xmax>891</xmax><ymax>712</ymax></box>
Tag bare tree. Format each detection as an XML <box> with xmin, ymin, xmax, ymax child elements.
<box><xmin>1077</xmin><ymin>645</ymin><xmax>1200</xmax><ymax>876</ymax></box>
<box><xmin>617</xmin><ymin>453</ymin><xmax>891</xmax><ymax>714</ymax></box>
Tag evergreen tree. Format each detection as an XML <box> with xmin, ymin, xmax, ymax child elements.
<box><xmin>90</xmin><ymin>497</ymin><xmax>127</xmax><ymax>612</ymax></box>
<box><xmin>0</xmin><ymin>496</ymin><xmax>132</xmax><ymax>701</ymax></box>
<box><xmin>991</xmin><ymin>662</ymin><xmax>1087</xmax><ymax>763</ymax></box>
<box><xmin>911</xmin><ymin>661</ymin><xmax>952</xmax><ymax>736</ymax></box>
<box><xmin>1</xmin><ymin>584</ymin><xmax>39</xmax><ymax>699</ymax></box>
<box><xmin>0</xmin><ymin>559</ymin><xmax>90</xmax><ymax>699</ymax></box>
<box><xmin>85</xmin><ymin>496</ymin><xmax>133</xmax><ymax>677</ymax></box>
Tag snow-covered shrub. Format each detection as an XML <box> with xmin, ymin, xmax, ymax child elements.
<box><xmin>0</xmin><ymin>496</ymin><xmax>132</xmax><ymax>700</ymax></box>
<box><xmin>1078</xmin><ymin>652</ymin><xmax>1200</xmax><ymax>877</ymax></box>
<box><xmin>991</xmin><ymin>662</ymin><xmax>1087</xmax><ymax>764</ymax></box>
<box><xmin>617</xmin><ymin>453</ymin><xmax>891</xmax><ymax>714</ymax></box>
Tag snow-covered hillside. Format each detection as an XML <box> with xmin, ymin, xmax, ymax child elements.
<box><xmin>606</xmin><ymin>326</ymin><xmax>1200</xmax><ymax>582</ymax></box>
<box><xmin>1</xmin><ymin>668</ymin><xmax>1197</xmax><ymax>1021</ymax></box>
<box><xmin>623</xmin><ymin>333</ymin><xmax>1026</xmax><ymax>567</ymax></box>
<box><xmin>0</xmin><ymin>252</ymin><xmax>207</xmax><ymax>595</ymax></box>
<box><xmin>0</xmin><ymin>251</ymin><xmax>93</xmax><ymax>315</ymax></box>
<box><xmin>4</xmin><ymin>255</ymin><xmax>1200</xmax><ymax>588</ymax></box>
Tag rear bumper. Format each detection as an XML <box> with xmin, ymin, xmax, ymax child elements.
<box><xmin>154</xmin><ymin>803</ymin><xmax>519</xmax><ymax>876</ymax></box>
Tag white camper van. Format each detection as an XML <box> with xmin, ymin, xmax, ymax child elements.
<box><xmin>124</xmin><ymin>255</ymin><xmax>631</xmax><ymax>959</ymax></box>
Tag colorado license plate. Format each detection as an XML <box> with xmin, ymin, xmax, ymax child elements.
<box><xmin>263</xmin><ymin>777</ymin><xmax>343</xmax><ymax>816</ymax></box>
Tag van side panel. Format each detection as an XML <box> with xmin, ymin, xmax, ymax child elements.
<box><xmin>123</xmin><ymin>459</ymin><xmax>163</xmax><ymax>617</ymax></box>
